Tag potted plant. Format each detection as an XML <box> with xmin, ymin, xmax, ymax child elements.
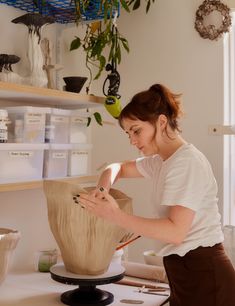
<box><xmin>70</xmin><ymin>0</ymin><xmax>156</xmax><ymax>92</ymax></box>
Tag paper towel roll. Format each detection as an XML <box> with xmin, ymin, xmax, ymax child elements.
<box><xmin>122</xmin><ymin>261</ymin><xmax>168</xmax><ymax>283</ymax></box>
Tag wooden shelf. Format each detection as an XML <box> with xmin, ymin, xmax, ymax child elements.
<box><xmin>0</xmin><ymin>175</ymin><xmax>98</xmax><ymax>192</ymax></box>
<box><xmin>0</xmin><ymin>81</ymin><xmax>105</xmax><ymax>109</ymax></box>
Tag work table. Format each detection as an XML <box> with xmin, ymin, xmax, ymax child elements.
<box><xmin>0</xmin><ymin>271</ymin><xmax>170</xmax><ymax>306</ymax></box>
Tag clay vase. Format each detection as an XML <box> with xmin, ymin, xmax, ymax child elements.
<box><xmin>0</xmin><ymin>228</ymin><xmax>21</xmax><ymax>285</ymax></box>
<box><xmin>43</xmin><ymin>180</ymin><xmax>132</xmax><ymax>275</ymax></box>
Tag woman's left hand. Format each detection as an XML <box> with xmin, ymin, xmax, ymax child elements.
<box><xmin>78</xmin><ymin>188</ymin><xmax>120</xmax><ymax>222</ymax></box>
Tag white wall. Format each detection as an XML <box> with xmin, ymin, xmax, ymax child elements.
<box><xmin>0</xmin><ymin>0</ymin><xmax>230</xmax><ymax>269</ymax></box>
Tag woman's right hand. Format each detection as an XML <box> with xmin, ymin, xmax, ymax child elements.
<box><xmin>89</xmin><ymin>186</ymin><xmax>110</xmax><ymax>199</ymax></box>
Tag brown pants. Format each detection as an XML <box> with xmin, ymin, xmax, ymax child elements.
<box><xmin>163</xmin><ymin>243</ymin><xmax>235</xmax><ymax>306</ymax></box>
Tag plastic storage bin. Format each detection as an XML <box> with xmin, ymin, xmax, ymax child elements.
<box><xmin>5</xmin><ymin>106</ymin><xmax>47</xmax><ymax>143</ymax></box>
<box><xmin>43</xmin><ymin>144</ymin><xmax>69</xmax><ymax>178</ymax></box>
<box><xmin>70</xmin><ymin>111</ymin><xmax>89</xmax><ymax>144</ymax></box>
<box><xmin>67</xmin><ymin>144</ymin><xmax>92</xmax><ymax>176</ymax></box>
<box><xmin>45</xmin><ymin>108</ymin><xmax>70</xmax><ymax>144</ymax></box>
<box><xmin>0</xmin><ymin>143</ymin><xmax>46</xmax><ymax>183</ymax></box>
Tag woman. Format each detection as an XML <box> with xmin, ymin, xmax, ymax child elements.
<box><xmin>79</xmin><ymin>84</ymin><xmax>235</xmax><ymax>306</ymax></box>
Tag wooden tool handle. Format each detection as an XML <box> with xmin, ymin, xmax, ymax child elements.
<box><xmin>116</xmin><ymin>279</ymin><xmax>167</xmax><ymax>291</ymax></box>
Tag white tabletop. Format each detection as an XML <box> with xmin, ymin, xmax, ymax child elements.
<box><xmin>0</xmin><ymin>271</ymin><xmax>170</xmax><ymax>306</ymax></box>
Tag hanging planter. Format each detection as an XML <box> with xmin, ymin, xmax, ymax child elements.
<box><xmin>70</xmin><ymin>0</ymin><xmax>157</xmax><ymax>93</ymax></box>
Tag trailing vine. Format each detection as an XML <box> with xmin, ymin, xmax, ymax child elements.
<box><xmin>70</xmin><ymin>0</ymin><xmax>157</xmax><ymax>93</ymax></box>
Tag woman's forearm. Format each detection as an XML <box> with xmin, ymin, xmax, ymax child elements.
<box><xmin>113</xmin><ymin>210</ymin><xmax>180</xmax><ymax>244</ymax></box>
<box><xmin>112</xmin><ymin>205</ymin><xmax>195</xmax><ymax>245</ymax></box>
<box><xmin>97</xmin><ymin>163</ymin><xmax>122</xmax><ymax>190</ymax></box>
<box><xmin>96</xmin><ymin>160</ymin><xmax>142</xmax><ymax>190</ymax></box>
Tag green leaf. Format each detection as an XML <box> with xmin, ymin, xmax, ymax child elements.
<box><xmin>120</xmin><ymin>0</ymin><xmax>130</xmax><ymax>12</ymax></box>
<box><xmin>93</xmin><ymin>112</ymin><xmax>103</xmax><ymax>126</ymax></box>
<box><xmin>116</xmin><ymin>44</ymin><xmax>121</xmax><ymax>64</ymax></box>
<box><xmin>87</xmin><ymin>117</ymin><xmax>92</xmax><ymax>127</ymax></box>
<box><xmin>127</xmin><ymin>0</ymin><xmax>135</xmax><ymax>7</ymax></box>
<box><xmin>108</xmin><ymin>42</ymin><xmax>115</xmax><ymax>62</ymax></box>
<box><xmin>70</xmin><ymin>37</ymin><xmax>81</xmax><ymax>51</ymax></box>
<box><xmin>133</xmin><ymin>0</ymin><xmax>141</xmax><ymax>10</ymax></box>
<box><xmin>120</xmin><ymin>37</ymin><xmax>130</xmax><ymax>53</ymax></box>
<box><xmin>146</xmin><ymin>0</ymin><xmax>151</xmax><ymax>13</ymax></box>
<box><xmin>99</xmin><ymin>55</ymin><xmax>106</xmax><ymax>69</ymax></box>
<box><xmin>91</xmin><ymin>38</ymin><xmax>105</xmax><ymax>57</ymax></box>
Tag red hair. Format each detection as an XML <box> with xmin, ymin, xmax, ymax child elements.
<box><xmin>118</xmin><ymin>84</ymin><xmax>183</xmax><ymax>133</ymax></box>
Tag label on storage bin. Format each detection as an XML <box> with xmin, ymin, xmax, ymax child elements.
<box><xmin>52</xmin><ymin>152</ymin><xmax>67</xmax><ymax>159</ymax></box>
<box><xmin>51</xmin><ymin>116</ymin><xmax>69</xmax><ymax>123</ymax></box>
<box><xmin>71</xmin><ymin>116</ymin><xmax>88</xmax><ymax>125</ymax></box>
<box><xmin>25</xmin><ymin>113</ymin><xmax>44</xmax><ymax>124</ymax></box>
<box><xmin>9</xmin><ymin>151</ymin><xmax>33</xmax><ymax>158</ymax></box>
<box><xmin>72</xmin><ymin>151</ymin><xmax>88</xmax><ymax>156</ymax></box>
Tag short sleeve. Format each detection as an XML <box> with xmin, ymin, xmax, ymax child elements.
<box><xmin>136</xmin><ymin>155</ymin><xmax>162</xmax><ymax>179</ymax></box>
<box><xmin>161</xmin><ymin>155</ymin><xmax>208</xmax><ymax>211</ymax></box>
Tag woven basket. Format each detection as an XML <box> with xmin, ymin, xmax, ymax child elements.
<box><xmin>43</xmin><ymin>180</ymin><xmax>132</xmax><ymax>275</ymax></box>
<box><xmin>0</xmin><ymin>228</ymin><xmax>21</xmax><ymax>285</ymax></box>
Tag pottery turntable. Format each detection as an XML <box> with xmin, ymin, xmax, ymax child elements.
<box><xmin>50</xmin><ymin>263</ymin><xmax>125</xmax><ymax>306</ymax></box>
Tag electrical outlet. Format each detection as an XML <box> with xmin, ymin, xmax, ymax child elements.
<box><xmin>208</xmin><ymin>125</ymin><xmax>235</xmax><ymax>135</ymax></box>
<box><xmin>208</xmin><ymin>125</ymin><xmax>223</xmax><ymax>135</ymax></box>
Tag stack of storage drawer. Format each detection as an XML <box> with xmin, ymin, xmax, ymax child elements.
<box><xmin>0</xmin><ymin>106</ymin><xmax>92</xmax><ymax>183</ymax></box>
<box><xmin>68</xmin><ymin>111</ymin><xmax>91</xmax><ymax>177</ymax></box>
<box><xmin>43</xmin><ymin>108</ymin><xmax>71</xmax><ymax>178</ymax></box>
<box><xmin>0</xmin><ymin>106</ymin><xmax>48</xmax><ymax>183</ymax></box>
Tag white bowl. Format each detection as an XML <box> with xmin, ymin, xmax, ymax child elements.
<box><xmin>143</xmin><ymin>250</ymin><xmax>163</xmax><ymax>266</ymax></box>
<box><xmin>111</xmin><ymin>249</ymin><xmax>124</xmax><ymax>264</ymax></box>
<box><xmin>0</xmin><ymin>228</ymin><xmax>21</xmax><ymax>285</ymax></box>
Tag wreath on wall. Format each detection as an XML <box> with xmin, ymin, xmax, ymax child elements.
<box><xmin>195</xmin><ymin>0</ymin><xmax>232</xmax><ymax>40</ymax></box>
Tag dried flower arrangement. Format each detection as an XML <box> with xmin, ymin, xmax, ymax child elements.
<box><xmin>195</xmin><ymin>0</ymin><xmax>232</xmax><ymax>41</ymax></box>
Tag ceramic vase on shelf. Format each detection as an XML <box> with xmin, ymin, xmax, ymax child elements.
<box><xmin>0</xmin><ymin>54</ymin><xmax>22</xmax><ymax>84</ymax></box>
<box><xmin>11</xmin><ymin>13</ymin><xmax>55</xmax><ymax>88</ymax></box>
<box><xmin>43</xmin><ymin>181</ymin><xmax>133</xmax><ymax>275</ymax></box>
<box><xmin>0</xmin><ymin>228</ymin><xmax>21</xmax><ymax>285</ymax></box>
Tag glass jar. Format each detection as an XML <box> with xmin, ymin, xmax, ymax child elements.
<box><xmin>35</xmin><ymin>249</ymin><xmax>58</xmax><ymax>272</ymax></box>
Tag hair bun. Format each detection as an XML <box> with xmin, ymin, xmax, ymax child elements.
<box><xmin>149</xmin><ymin>84</ymin><xmax>162</xmax><ymax>93</ymax></box>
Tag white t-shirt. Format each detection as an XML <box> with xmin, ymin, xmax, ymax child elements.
<box><xmin>136</xmin><ymin>143</ymin><xmax>224</xmax><ymax>256</ymax></box>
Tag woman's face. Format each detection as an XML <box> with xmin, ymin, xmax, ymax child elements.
<box><xmin>122</xmin><ymin>117</ymin><xmax>158</xmax><ymax>156</ymax></box>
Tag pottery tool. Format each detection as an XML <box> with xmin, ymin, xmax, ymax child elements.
<box><xmin>135</xmin><ymin>286</ymin><xmax>170</xmax><ymax>297</ymax></box>
<box><xmin>137</xmin><ymin>291</ymin><xmax>169</xmax><ymax>297</ymax></box>
<box><xmin>116</xmin><ymin>235</ymin><xmax>141</xmax><ymax>251</ymax></box>
<box><xmin>120</xmin><ymin>299</ymin><xmax>144</xmax><ymax>304</ymax></box>
<box><xmin>116</xmin><ymin>279</ymin><xmax>167</xmax><ymax>291</ymax></box>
